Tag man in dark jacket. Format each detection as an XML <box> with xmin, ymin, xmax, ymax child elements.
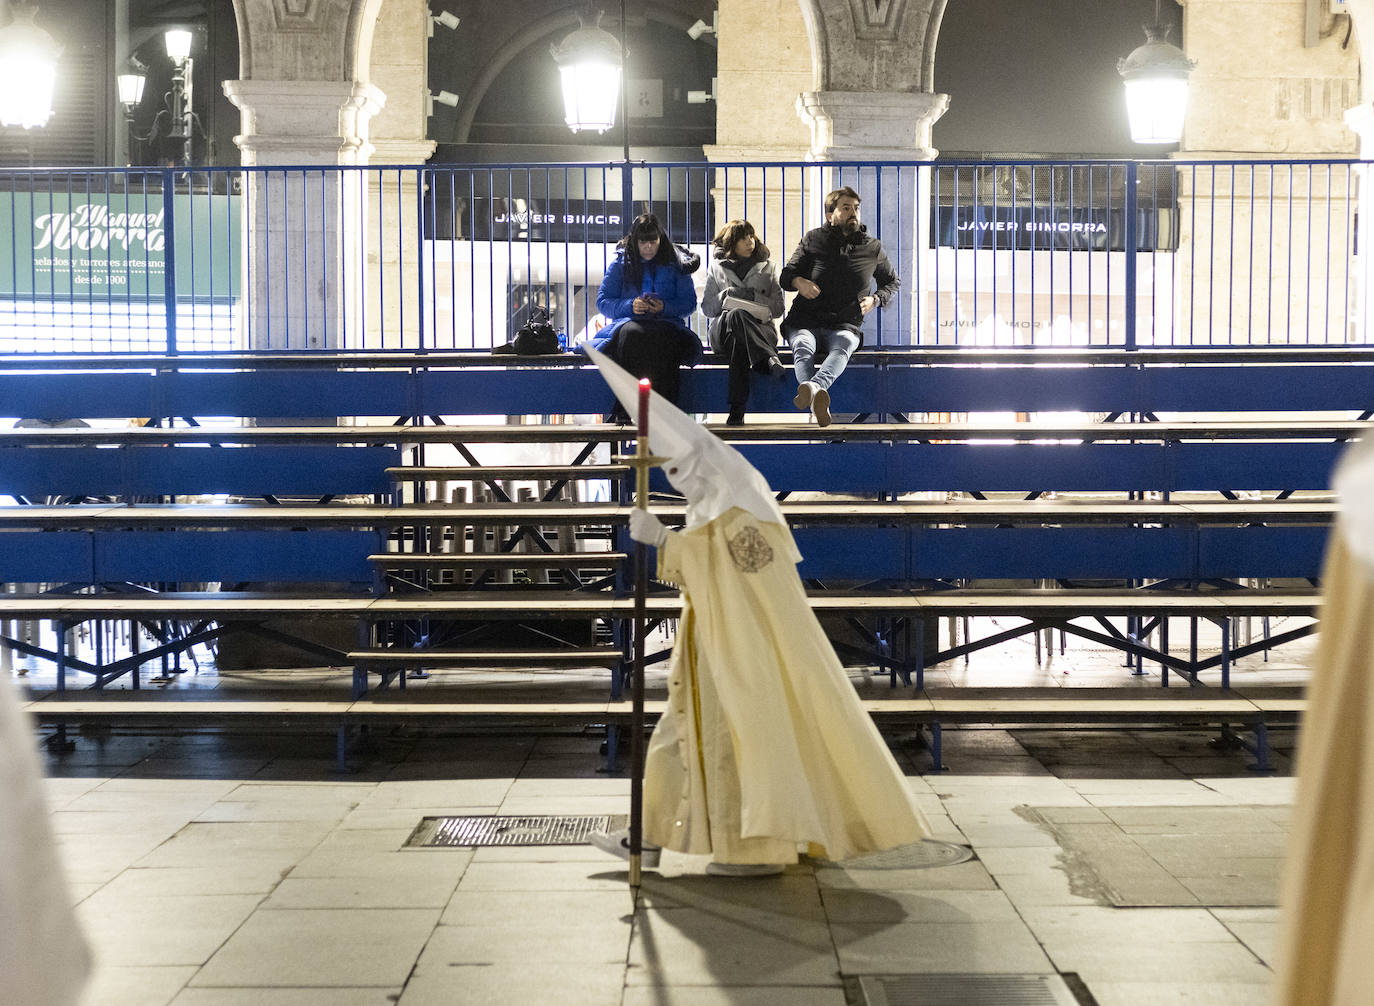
<box><xmin>778</xmin><ymin>186</ymin><xmax>899</xmax><ymax>427</ymax></box>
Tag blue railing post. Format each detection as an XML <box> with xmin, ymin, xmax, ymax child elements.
<box><xmin>161</xmin><ymin>168</ymin><xmax>178</xmax><ymax>354</ymax></box>
<box><xmin>414</xmin><ymin>167</ymin><xmax>426</xmax><ymax>350</ymax></box>
<box><xmin>1124</xmin><ymin>160</ymin><xmax>1138</xmax><ymax>352</ymax></box>
<box><xmin>620</xmin><ymin>163</ymin><xmax>634</xmax><ymax>241</ymax></box>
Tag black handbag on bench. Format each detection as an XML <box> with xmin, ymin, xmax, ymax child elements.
<box><xmin>495</xmin><ymin>307</ymin><xmax>561</xmax><ymax>355</ymax></box>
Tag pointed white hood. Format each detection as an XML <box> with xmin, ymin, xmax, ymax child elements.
<box><xmin>587</xmin><ymin>346</ymin><xmax>799</xmax><ymax>557</ymax></box>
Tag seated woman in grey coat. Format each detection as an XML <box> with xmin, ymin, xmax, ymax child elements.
<box><xmin>701</xmin><ymin>219</ymin><xmax>786</xmax><ymax>425</ymax></box>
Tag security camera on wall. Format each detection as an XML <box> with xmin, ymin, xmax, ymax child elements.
<box><xmin>430</xmin><ymin>10</ymin><xmax>460</xmax><ymax>35</ymax></box>
<box><xmin>686</xmin><ymin>14</ymin><xmax>717</xmax><ymax>40</ymax></box>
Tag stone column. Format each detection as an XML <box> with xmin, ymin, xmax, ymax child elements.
<box><xmin>1344</xmin><ymin>105</ymin><xmax>1374</xmax><ymax>345</ymax></box>
<box><xmin>223</xmin><ymin>80</ymin><xmax>384</xmax><ymax>349</ymax></box>
<box><xmin>703</xmin><ymin>0</ymin><xmax>814</xmax><ymax>257</ymax></box>
<box><xmin>1174</xmin><ymin>0</ymin><xmax>1358</xmax><ymax>347</ymax></box>
<box><xmin>363</xmin><ymin>0</ymin><xmax>436</xmax><ymax>349</ymax></box>
<box><xmin>1340</xmin><ymin>0</ymin><xmax>1374</xmax><ymax>344</ymax></box>
<box><xmin>706</xmin><ymin>0</ymin><xmax>950</xmax><ymax>345</ymax></box>
<box><xmin>220</xmin><ymin>0</ymin><xmax>394</xmax><ymax>351</ymax></box>
<box><xmin>794</xmin><ymin>90</ymin><xmax>949</xmax><ymax>348</ymax></box>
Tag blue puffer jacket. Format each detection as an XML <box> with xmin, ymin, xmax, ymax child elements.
<box><xmin>581</xmin><ymin>248</ymin><xmax>702</xmax><ymax>364</ymax></box>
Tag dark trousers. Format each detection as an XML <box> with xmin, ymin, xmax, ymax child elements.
<box><xmin>714</xmin><ymin>309</ymin><xmax>779</xmax><ymax>409</ymax></box>
<box><xmin>606</xmin><ymin>318</ymin><xmax>692</xmax><ymax>406</ymax></box>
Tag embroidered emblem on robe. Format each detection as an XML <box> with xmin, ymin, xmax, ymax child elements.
<box><xmin>727</xmin><ymin>525</ymin><xmax>773</xmax><ymax>572</ymax></box>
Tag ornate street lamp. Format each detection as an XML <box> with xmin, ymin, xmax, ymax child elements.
<box><xmin>550</xmin><ymin>10</ymin><xmax>623</xmax><ymax>136</ymax></box>
<box><xmin>1118</xmin><ymin>0</ymin><xmax>1195</xmax><ymax>145</ymax></box>
<box><xmin>164</xmin><ymin>28</ymin><xmax>196</xmax><ymax>165</ymax></box>
<box><xmin>163</xmin><ymin>28</ymin><xmax>192</xmax><ymax>64</ymax></box>
<box><xmin>116</xmin><ymin>69</ymin><xmax>146</xmax><ymax>111</ymax></box>
<box><xmin>0</xmin><ymin>3</ymin><xmax>62</xmax><ymax>129</ymax></box>
<box><xmin>116</xmin><ymin>61</ymin><xmax>146</xmax><ymax>165</ymax></box>
<box><xmin>551</xmin><ymin>5</ymin><xmax>633</xmax><ymax>229</ymax></box>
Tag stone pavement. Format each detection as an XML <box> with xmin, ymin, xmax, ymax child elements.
<box><xmin>34</xmin><ymin>718</ymin><xmax>1295</xmax><ymax>1006</ymax></box>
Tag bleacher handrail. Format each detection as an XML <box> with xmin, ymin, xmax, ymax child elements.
<box><xmin>2</xmin><ymin>156</ymin><xmax>1370</xmax><ymax>354</ymax></box>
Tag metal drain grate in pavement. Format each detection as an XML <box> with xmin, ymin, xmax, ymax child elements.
<box><xmin>854</xmin><ymin>974</ymin><xmax>1082</xmax><ymax>1006</ymax></box>
<box><xmin>405</xmin><ymin>814</ymin><xmax>629</xmax><ymax>848</ymax></box>
<box><xmin>824</xmin><ymin>839</ymin><xmax>975</xmax><ymax>870</ymax></box>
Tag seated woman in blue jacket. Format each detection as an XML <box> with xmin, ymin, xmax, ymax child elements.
<box><xmin>588</xmin><ymin>213</ymin><xmax>701</xmax><ymax>419</ymax></box>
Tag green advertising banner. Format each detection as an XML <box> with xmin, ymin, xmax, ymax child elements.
<box><xmin>0</xmin><ymin>190</ymin><xmax>240</xmax><ymax>301</ymax></box>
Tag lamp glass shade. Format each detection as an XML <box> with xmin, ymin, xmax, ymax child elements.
<box><xmin>116</xmin><ymin>72</ymin><xmax>146</xmax><ymax>108</ymax></box>
<box><xmin>550</xmin><ymin>19</ymin><xmax>623</xmax><ymax>134</ymax></box>
<box><xmin>164</xmin><ymin>28</ymin><xmax>192</xmax><ymax>63</ymax></box>
<box><xmin>1123</xmin><ymin>76</ymin><xmax>1189</xmax><ymax>144</ymax></box>
<box><xmin>0</xmin><ymin>10</ymin><xmax>61</xmax><ymax>129</ymax></box>
<box><xmin>557</xmin><ymin>62</ymin><xmax>621</xmax><ymax>133</ymax></box>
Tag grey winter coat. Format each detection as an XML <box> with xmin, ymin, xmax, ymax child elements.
<box><xmin>701</xmin><ymin>253</ymin><xmax>785</xmax><ymax>354</ymax></box>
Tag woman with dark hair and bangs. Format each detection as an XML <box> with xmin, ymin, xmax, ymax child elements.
<box><xmin>702</xmin><ymin>219</ymin><xmax>785</xmax><ymax>425</ymax></box>
<box><xmin>586</xmin><ymin>213</ymin><xmax>701</xmax><ymax>420</ymax></box>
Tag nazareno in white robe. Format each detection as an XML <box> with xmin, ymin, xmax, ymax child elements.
<box><xmin>1275</xmin><ymin>435</ymin><xmax>1374</xmax><ymax>1005</ymax></box>
<box><xmin>0</xmin><ymin>675</ymin><xmax>92</xmax><ymax>1006</ymax></box>
<box><xmin>641</xmin><ymin>506</ymin><xmax>932</xmax><ymax>864</ymax></box>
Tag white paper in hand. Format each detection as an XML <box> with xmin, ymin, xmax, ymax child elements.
<box><xmin>721</xmin><ymin>294</ymin><xmax>772</xmax><ymax>321</ymax></box>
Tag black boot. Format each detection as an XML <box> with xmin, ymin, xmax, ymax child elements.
<box><xmin>726</xmin><ymin>405</ymin><xmax>746</xmax><ymax>426</ymax></box>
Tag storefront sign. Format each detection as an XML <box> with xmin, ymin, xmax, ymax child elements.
<box><xmin>0</xmin><ymin>190</ymin><xmax>239</xmax><ymax>300</ymax></box>
<box><xmin>934</xmin><ymin>205</ymin><xmax>1171</xmax><ymax>252</ymax></box>
<box><xmin>431</xmin><ymin>196</ymin><xmax>712</xmax><ymax>244</ymax></box>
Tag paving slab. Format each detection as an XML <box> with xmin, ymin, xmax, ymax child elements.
<box><xmin>831</xmin><ymin>920</ymin><xmax>1054</xmax><ymax>974</ymax></box>
<box><xmin>191</xmin><ymin>908</ymin><xmax>439</xmax><ymax>987</ymax></box>
<box><xmin>95</xmin><ymin>863</ymin><xmax>290</xmax><ymax>899</ymax></box>
<box><xmin>627</xmin><ymin>907</ymin><xmax>838</xmax><ymax>986</ymax></box>
<box><xmin>79</xmin><ymin>965</ymin><xmax>197</xmax><ymax>1006</ymax></box>
<box><xmin>1018</xmin><ymin>905</ymin><xmax>1236</xmax><ymax>947</ymax></box>
<box><xmin>1059</xmin><ymin>940</ymin><xmax>1274</xmax><ymax>983</ymax></box>
<box><xmin>286</xmin><ymin>848</ymin><xmax>472</xmax><ymax>883</ymax></box>
<box><xmin>415</xmin><ymin>918</ymin><xmax>631</xmax><ymax>968</ymax></box>
<box><xmin>170</xmin><ymin>992</ymin><xmax>397</xmax><ymax>1006</ymax></box>
<box><xmin>821</xmin><ymin>888</ymin><xmax>1021</xmax><ymax>924</ymax></box>
<box><xmin>638</xmin><ymin>872</ymin><xmax>827</xmax><ymax>923</ymax></box>
<box><xmin>991</xmin><ymin>867</ymin><xmax>1106</xmax><ymax>907</ymax></box>
<box><xmin>77</xmin><ymin>893</ymin><xmax>263</xmax><ymax>966</ymax></box>
<box><xmin>440</xmin><ymin>888</ymin><xmax>632</xmax><ymax>927</ymax></box>
<box><xmin>455</xmin><ymin>859</ymin><xmax>631</xmax><ymax>892</ymax></box>
<box><xmin>263</xmin><ymin>874</ymin><xmax>460</xmax><ymax>909</ymax></box>
<box><xmin>1102</xmin><ymin>805</ymin><xmax>1284</xmax><ymax>835</ymax></box>
<box><xmin>815</xmin><ymin>860</ymin><xmax>998</xmax><ymax>892</ymax></box>
<box><xmin>397</xmin><ymin>965</ymin><xmax>625</xmax><ymax>1006</ymax></box>
<box><xmin>1026</xmin><ymin>818</ymin><xmax>1198</xmax><ymax>907</ymax></box>
<box><xmin>621</xmin><ymin>988</ymin><xmax>846</xmax><ymax>1006</ymax></box>
<box><xmin>1084</xmin><ymin>982</ymin><xmax>1273</xmax><ymax>1006</ymax></box>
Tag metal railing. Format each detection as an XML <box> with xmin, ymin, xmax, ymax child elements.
<box><xmin>0</xmin><ymin>158</ymin><xmax>1365</xmax><ymax>354</ymax></box>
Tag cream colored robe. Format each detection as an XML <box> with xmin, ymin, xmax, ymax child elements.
<box><xmin>642</xmin><ymin>507</ymin><xmax>932</xmax><ymax>864</ymax></box>
<box><xmin>0</xmin><ymin>676</ymin><xmax>91</xmax><ymax>1006</ymax></box>
<box><xmin>1274</xmin><ymin>532</ymin><xmax>1374</xmax><ymax>1006</ymax></box>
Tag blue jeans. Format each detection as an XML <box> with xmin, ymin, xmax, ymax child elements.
<box><xmin>788</xmin><ymin>328</ymin><xmax>860</xmax><ymax>392</ymax></box>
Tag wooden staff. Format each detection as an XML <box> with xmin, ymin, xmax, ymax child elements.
<box><xmin>629</xmin><ymin>377</ymin><xmax>652</xmax><ymax>891</ymax></box>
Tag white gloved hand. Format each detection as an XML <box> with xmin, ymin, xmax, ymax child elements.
<box><xmin>628</xmin><ymin>508</ymin><xmax>669</xmax><ymax>547</ymax></box>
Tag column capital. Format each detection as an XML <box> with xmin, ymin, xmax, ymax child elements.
<box><xmin>222</xmin><ymin>79</ymin><xmax>386</xmax><ymax>165</ymax></box>
<box><xmin>796</xmin><ymin>89</ymin><xmax>949</xmax><ymax>161</ymax></box>
<box><xmin>1345</xmin><ymin>103</ymin><xmax>1374</xmax><ymax>154</ymax></box>
<box><xmin>369</xmin><ymin>139</ymin><xmax>438</xmax><ymax>165</ymax></box>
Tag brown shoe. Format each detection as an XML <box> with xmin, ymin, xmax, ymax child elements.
<box><xmin>793</xmin><ymin>381</ymin><xmax>814</xmax><ymax>410</ymax></box>
<box><xmin>811</xmin><ymin>387</ymin><xmax>831</xmax><ymax>427</ymax></box>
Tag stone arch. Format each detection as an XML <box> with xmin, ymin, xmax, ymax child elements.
<box><xmin>228</xmin><ymin>0</ymin><xmax>386</xmax><ymax>82</ymax></box>
<box><xmin>347</xmin><ymin>0</ymin><xmax>388</xmax><ymax>83</ymax></box>
<box><xmin>794</xmin><ymin>0</ymin><xmax>947</xmax><ymax>94</ymax></box>
<box><xmin>452</xmin><ymin>3</ymin><xmax>714</xmax><ymax>145</ymax></box>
